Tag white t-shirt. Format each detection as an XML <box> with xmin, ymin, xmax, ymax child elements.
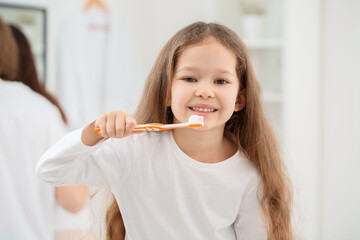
<box><xmin>0</xmin><ymin>79</ymin><xmax>66</xmax><ymax>239</ymax></box>
<box><xmin>37</xmin><ymin>128</ymin><xmax>267</xmax><ymax>240</ymax></box>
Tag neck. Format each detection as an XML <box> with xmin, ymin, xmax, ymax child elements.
<box><xmin>172</xmin><ymin>127</ymin><xmax>237</xmax><ymax>163</ymax></box>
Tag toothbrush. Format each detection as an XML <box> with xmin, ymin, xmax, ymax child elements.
<box><xmin>93</xmin><ymin>115</ymin><xmax>204</xmax><ymax>133</ymax></box>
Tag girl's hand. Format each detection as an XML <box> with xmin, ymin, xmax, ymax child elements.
<box><xmin>95</xmin><ymin>111</ymin><xmax>139</xmax><ymax>139</ymax></box>
<box><xmin>82</xmin><ymin>111</ymin><xmax>143</xmax><ymax>146</ymax></box>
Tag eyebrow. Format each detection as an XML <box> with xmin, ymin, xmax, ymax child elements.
<box><xmin>176</xmin><ymin>66</ymin><xmax>199</xmax><ymax>72</ymax></box>
<box><xmin>176</xmin><ymin>66</ymin><xmax>235</xmax><ymax>76</ymax></box>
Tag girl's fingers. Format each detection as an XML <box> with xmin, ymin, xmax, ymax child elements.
<box><xmin>106</xmin><ymin>112</ymin><xmax>116</xmax><ymax>138</ymax></box>
<box><xmin>115</xmin><ymin>112</ymin><xmax>126</xmax><ymax>138</ymax></box>
<box><xmin>95</xmin><ymin>111</ymin><xmax>145</xmax><ymax>139</ymax></box>
<box><xmin>124</xmin><ymin>115</ymin><xmax>137</xmax><ymax>137</ymax></box>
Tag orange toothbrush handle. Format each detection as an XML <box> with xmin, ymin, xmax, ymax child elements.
<box><xmin>93</xmin><ymin>127</ymin><xmax>146</xmax><ymax>133</ymax></box>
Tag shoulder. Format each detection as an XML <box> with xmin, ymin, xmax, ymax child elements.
<box><xmin>0</xmin><ymin>80</ymin><xmax>66</xmax><ymax>147</ymax></box>
<box><xmin>1</xmin><ymin>80</ymin><xmax>55</xmax><ymax>109</ymax></box>
<box><xmin>235</xmin><ymin>151</ymin><xmax>261</xmax><ymax>181</ymax></box>
<box><xmin>0</xmin><ymin>79</ymin><xmax>29</xmax><ymax>96</ymax></box>
<box><xmin>230</xmin><ymin>151</ymin><xmax>263</xmax><ymax>199</ymax></box>
<box><xmin>0</xmin><ymin>79</ymin><xmax>64</xmax><ymax>128</ymax></box>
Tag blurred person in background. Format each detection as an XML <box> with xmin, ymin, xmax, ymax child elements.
<box><xmin>0</xmin><ymin>17</ymin><xmax>88</xmax><ymax>240</ymax></box>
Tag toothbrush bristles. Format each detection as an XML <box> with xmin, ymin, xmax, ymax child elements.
<box><xmin>189</xmin><ymin>115</ymin><xmax>204</xmax><ymax>126</ymax></box>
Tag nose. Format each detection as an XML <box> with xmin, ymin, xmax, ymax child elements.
<box><xmin>195</xmin><ymin>83</ymin><xmax>215</xmax><ymax>99</ymax></box>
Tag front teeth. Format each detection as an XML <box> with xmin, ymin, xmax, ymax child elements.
<box><xmin>191</xmin><ymin>107</ymin><xmax>216</xmax><ymax>112</ymax></box>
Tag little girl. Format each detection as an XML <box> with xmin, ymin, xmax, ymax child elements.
<box><xmin>37</xmin><ymin>22</ymin><xmax>294</xmax><ymax>240</ymax></box>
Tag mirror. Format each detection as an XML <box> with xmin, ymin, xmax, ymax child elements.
<box><xmin>0</xmin><ymin>3</ymin><xmax>46</xmax><ymax>83</ymax></box>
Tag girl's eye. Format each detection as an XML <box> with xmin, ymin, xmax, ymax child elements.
<box><xmin>183</xmin><ymin>77</ymin><xmax>197</xmax><ymax>82</ymax></box>
<box><xmin>215</xmin><ymin>79</ymin><xmax>228</xmax><ymax>84</ymax></box>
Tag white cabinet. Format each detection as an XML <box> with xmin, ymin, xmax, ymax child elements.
<box><xmin>239</xmin><ymin>0</ymin><xmax>284</xmax><ymax>140</ymax></box>
<box><xmin>247</xmin><ymin>43</ymin><xmax>283</xmax><ymax>138</ymax></box>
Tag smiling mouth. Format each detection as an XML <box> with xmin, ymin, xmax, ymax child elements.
<box><xmin>189</xmin><ymin>107</ymin><xmax>217</xmax><ymax>112</ymax></box>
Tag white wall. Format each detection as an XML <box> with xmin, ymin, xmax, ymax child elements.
<box><xmin>113</xmin><ymin>0</ymin><xmax>217</xmax><ymax>77</ymax></box>
<box><xmin>284</xmin><ymin>1</ymin><xmax>360</xmax><ymax>239</ymax></box>
<box><xmin>321</xmin><ymin>0</ymin><xmax>360</xmax><ymax>239</ymax></box>
<box><xmin>283</xmin><ymin>1</ymin><xmax>321</xmax><ymax>239</ymax></box>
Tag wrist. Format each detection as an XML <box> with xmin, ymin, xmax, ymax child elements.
<box><xmin>81</xmin><ymin>121</ymin><xmax>104</xmax><ymax>146</ymax></box>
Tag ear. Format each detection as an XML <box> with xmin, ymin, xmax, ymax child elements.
<box><xmin>234</xmin><ymin>89</ymin><xmax>246</xmax><ymax>112</ymax></box>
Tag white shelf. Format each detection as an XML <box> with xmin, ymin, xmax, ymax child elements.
<box><xmin>244</xmin><ymin>39</ymin><xmax>283</xmax><ymax>50</ymax></box>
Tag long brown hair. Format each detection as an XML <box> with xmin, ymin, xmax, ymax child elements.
<box><xmin>0</xmin><ymin>17</ymin><xmax>18</xmax><ymax>80</ymax></box>
<box><xmin>106</xmin><ymin>22</ymin><xmax>294</xmax><ymax>240</ymax></box>
<box><xmin>9</xmin><ymin>24</ymin><xmax>68</xmax><ymax>124</ymax></box>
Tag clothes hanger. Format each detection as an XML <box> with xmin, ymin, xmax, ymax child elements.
<box><xmin>83</xmin><ymin>0</ymin><xmax>109</xmax><ymax>13</ymax></box>
<box><xmin>84</xmin><ymin>0</ymin><xmax>109</xmax><ymax>31</ymax></box>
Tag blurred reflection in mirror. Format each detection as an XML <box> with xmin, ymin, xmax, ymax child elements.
<box><xmin>0</xmin><ymin>17</ymin><xmax>89</xmax><ymax>240</ymax></box>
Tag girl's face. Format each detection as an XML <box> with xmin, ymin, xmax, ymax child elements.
<box><xmin>170</xmin><ymin>37</ymin><xmax>243</xmax><ymax>131</ymax></box>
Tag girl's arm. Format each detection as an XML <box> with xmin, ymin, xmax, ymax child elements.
<box><xmin>55</xmin><ymin>185</ymin><xmax>88</xmax><ymax>213</ymax></box>
<box><xmin>81</xmin><ymin>120</ymin><xmax>104</xmax><ymax>146</ymax></box>
<box><xmin>36</xmin><ymin>111</ymin><xmax>142</xmax><ymax>189</ymax></box>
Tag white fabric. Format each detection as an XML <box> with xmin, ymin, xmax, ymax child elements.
<box><xmin>0</xmin><ymin>79</ymin><xmax>66</xmax><ymax>240</ymax></box>
<box><xmin>37</xmin><ymin>128</ymin><xmax>267</xmax><ymax>240</ymax></box>
<box><xmin>57</xmin><ymin>7</ymin><xmax>144</xmax><ymax>130</ymax></box>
